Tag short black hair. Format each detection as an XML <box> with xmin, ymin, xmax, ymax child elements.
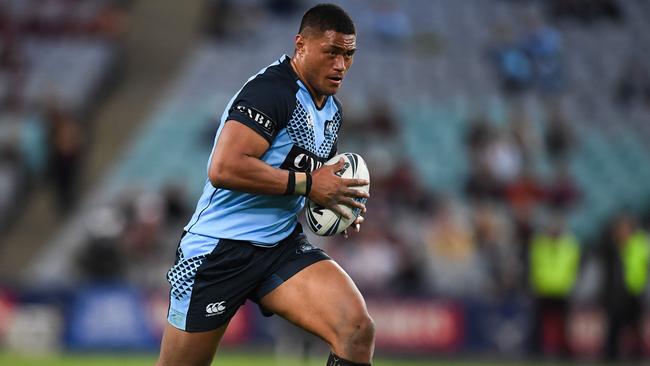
<box><xmin>298</xmin><ymin>3</ymin><xmax>355</xmax><ymax>36</ymax></box>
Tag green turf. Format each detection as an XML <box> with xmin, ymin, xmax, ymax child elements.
<box><xmin>0</xmin><ymin>351</ymin><xmax>624</xmax><ymax>366</ymax></box>
<box><xmin>0</xmin><ymin>352</ymin><xmax>436</xmax><ymax>366</ymax></box>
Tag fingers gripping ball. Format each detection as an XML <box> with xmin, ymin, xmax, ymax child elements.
<box><xmin>306</xmin><ymin>153</ymin><xmax>370</xmax><ymax>236</ymax></box>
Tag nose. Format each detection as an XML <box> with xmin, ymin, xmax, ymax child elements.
<box><xmin>333</xmin><ymin>55</ymin><xmax>346</xmax><ymax>72</ymax></box>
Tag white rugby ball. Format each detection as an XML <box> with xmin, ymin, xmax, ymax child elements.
<box><xmin>305</xmin><ymin>153</ymin><xmax>370</xmax><ymax>236</ymax></box>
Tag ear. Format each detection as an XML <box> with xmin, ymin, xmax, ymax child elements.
<box><xmin>294</xmin><ymin>34</ymin><xmax>305</xmax><ymax>55</ymax></box>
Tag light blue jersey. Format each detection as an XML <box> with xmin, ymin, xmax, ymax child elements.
<box><xmin>184</xmin><ymin>55</ymin><xmax>342</xmax><ymax>245</ymax></box>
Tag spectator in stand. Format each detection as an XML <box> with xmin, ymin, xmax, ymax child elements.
<box><xmin>121</xmin><ymin>190</ymin><xmax>165</xmax><ymax>260</ymax></box>
<box><xmin>161</xmin><ymin>184</ymin><xmax>191</xmax><ymax>225</ymax></box>
<box><xmin>464</xmin><ymin>116</ymin><xmax>505</xmax><ymax>202</ymax></box>
<box><xmin>509</xmin><ymin>103</ymin><xmax>540</xmax><ymax>166</ymax></box>
<box><xmin>544</xmin><ymin>104</ymin><xmax>574</xmax><ymax>167</ymax></box>
<box><xmin>45</xmin><ymin>100</ymin><xmax>84</xmax><ymax>214</ymax></box>
<box><xmin>484</xmin><ymin>129</ymin><xmax>523</xmax><ymax>186</ymax></box>
<box><xmin>614</xmin><ymin>55</ymin><xmax>650</xmax><ymax>110</ymax></box>
<box><xmin>465</xmin><ymin>115</ymin><xmax>495</xmax><ymax>166</ymax></box>
<box><xmin>422</xmin><ymin>201</ymin><xmax>491</xmax><ymax>298</ymax></box>
<box><xmin>380</xmin><ymin>161</ymin><xmax>432</xmax><ymax>212</ymax></box>
<box><xmin>0</xmin><ymin>145</ymin><xmax>25</xmax><ymax>232</ymax></box>
<box><xmin>529</xmin><ymin>213</ymin><xmax>581</xmax><ymax>357</ymax></box>
<box><xmin>334</xmin><ymin>223</ymin><xmax>402</xmax><ymax>296</ymax></box>
<box><xmin>599</xmin><ymin>213</ymin><xmax>650</xmax><ymax>361</ymax></box>
<box><xmin>547</xmin><ymin>0</ymin><xmax>622</xmax><ymax>23</ymax></box>
<box><xmin>0</xmin><ymin>11</ymin><xmax>26</xmax><ymax>109</ymax></box>
<box><xmin>465</xmin><ymin>159</ymin><xmax>504</xmax><ymax>203</ymax></box>
<box><xmin>200</xmin><ymin>0</ymin><xmax>265</xmax><ymax>40</ymax></box>
<box><xmin>506</xmin><ymin>167</ymin><xmax>546</xmax><ymax>214</ymax></box>
<box><xmin>520</xmin><ymin>14</ymin><xmax>564</xmax><ymax>96</ymax></box>
<box><xmin>366</xmin><ymin>1</ymin><xmax>413</xmax><ymax>44</ymax></box>
<box><xmin>545</xmin><ymin>162</ymin><xmax>580</xmax><ymax>210</ymax></box>
<box><xmin>472</xmin><ymin>202</ymin><xmax>522</xmax><ymax>296</ymax></box>
<box><xmin>489</xmin><ymin>23</ymin><xmax>533</xmax><ymax>97</ymax></box>
<box><xmin>77</xmin><ymin>234</ymin><xmax>124</xmax><ymax>281</ymax></box>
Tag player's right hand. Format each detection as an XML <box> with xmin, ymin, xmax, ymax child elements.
<box><xmin>308</xmin><ymin>158</ymin><xmax>369</xmax><ymax>220</ymax></box>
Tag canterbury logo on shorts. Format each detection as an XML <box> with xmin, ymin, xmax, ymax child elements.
<box><xmin>205</xmin><ymin>301</ymin><xmax>226</xmax><ymax>317</ymax></box>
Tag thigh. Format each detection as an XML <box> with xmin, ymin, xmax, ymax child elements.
<box><xmin>156</xmin><ymin>322</ymin><xmax>229</xmax><ymax>366</ymax></box>
<box><xmin>167</xmin><ymin>233</ymin><xmax>263</xmax><ymax>332</ymax></box>
<box><xmin>259</xmin><ymin>259</ymin><xmax>370</xmax><ymax>348</ymax></box>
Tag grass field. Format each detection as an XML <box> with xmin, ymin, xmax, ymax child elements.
<box><xmin>0</xmin><ymin>351</ymin><xmax>622</xmax><ymax>366</ymax></box>
<box><xmin>0</xmin><ymin>352</ymin><xmax>432</xmax><ymax>366</ymax></box>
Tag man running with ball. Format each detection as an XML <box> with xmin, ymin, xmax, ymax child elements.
<box><xmin>156</xmin><ymin>4</ymin><xmax>374</xmax><ymax>366</ymax></box>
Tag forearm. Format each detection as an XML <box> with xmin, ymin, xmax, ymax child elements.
<box><xmin>210</xmin><ymin>154</ymin><xmax>309</xmax><ymax>196</ymax></box>
<box><xmin>209</xmin><ymin>153</ymin><xmax>288</xmax><ymax>194</ymax></box>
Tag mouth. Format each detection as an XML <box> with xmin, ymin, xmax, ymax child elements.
<box><xmin>327</xmin><ymin>75</ymin><xmax>343</xmax><ymax>85</ymax></box>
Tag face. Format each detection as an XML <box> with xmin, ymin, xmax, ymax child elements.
<box><xmin>294</xmin><ymin>30</ymin><xmax>356</xmax><ymax>97</ymax></box>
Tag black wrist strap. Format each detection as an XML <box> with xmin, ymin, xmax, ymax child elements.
<box><xmin>304</xmin><ymin>172</ymin><xmax>312</xmax><ymax>197</ymax></box>
<box><xmin>284</xmin><ymin>171</ymin><xmax>295</xmax><ymax>195</ymax></box>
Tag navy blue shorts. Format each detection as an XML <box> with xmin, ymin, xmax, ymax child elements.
<box><xmin>166</xmin><ymin>224</ymin><xmax>330</xmax><ymax>332</ymax></box>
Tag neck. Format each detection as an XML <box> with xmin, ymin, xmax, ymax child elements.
<box><xmin>290</xmin><ymin>56</ymin><xmax>326</xmax><ymax>107</ymax></box>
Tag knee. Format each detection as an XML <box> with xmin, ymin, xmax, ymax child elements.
<box><xmin>334</xmin><ymin>311</ymin><xmax>376</xmax><ymax>354</ymax></box>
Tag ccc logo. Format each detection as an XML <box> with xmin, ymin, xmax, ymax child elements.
<box><xmin>206</xmin><ymin>301</ymin><xmax>226</xmax><ymax>315</ymax></box>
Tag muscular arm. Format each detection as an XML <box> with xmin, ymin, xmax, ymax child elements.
<box><xmin>208</xmin><ymin>120</ymin><xmax>288</xmax><ymax>195</ymax></box>
<box><xmin>209</xmin><ymin>120</ymin><xmax>368</xmax><ymax>217</ymax></box>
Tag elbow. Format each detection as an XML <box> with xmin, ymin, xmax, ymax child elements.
<box><xmin>208</xmin><ymin>158</ymin><xmax>231</xmax><ymax>188</ymax></box>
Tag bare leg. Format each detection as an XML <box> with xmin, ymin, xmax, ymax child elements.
<box><xmin>155</xmin><ymin>321</ymin><xmax>229</xmax><ymax>366</ymax></box>
<box><xmin>260</xmin><ymin>260</ymin><xmax>375</xmax><ymax>364</ymax></box>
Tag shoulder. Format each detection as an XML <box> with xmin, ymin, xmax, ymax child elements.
<box><xmin>237</xmin><ymin>57</ymin><xmax>298</xmax><ymax>103</ymax></box>
<box><xmin>226</xmin><ymin>57</ymin><xmax>299</xmax><ymax>141</ymax></box>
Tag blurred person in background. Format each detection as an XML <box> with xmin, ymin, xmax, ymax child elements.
<box><xmin>464</xmin><ymin>116</ymin><xmax>505</xmax><ymax>202</ymax></box>
<box><xmin>547</xmin><ymin>0</ymin><xmax>623</xmax><ymax>23</ymax></box>
<box><xmin>157</xmin><ymin>5</ymin><xmax>375</xmax><ymax>366</ymax></box>
<box><xmin>544</xmin><ymin>104</ymin><xmax>574</xmax><ymax>168</ymax></box>
<box><xmin>545</xmin><ymin>162</ymin><xmax>580</xmax><ymax>210</ymax></box>
<box><xmin>529</xmin><ymin>213</ymin><xmax>581</xmax><ymax>358</ymax></box>
<box><xmin>484</xmin><ymin>128</ymin><xmax>523</xmax><ymax>187</ymax></box>
<box><xmin>599</xmin><ymin>213</ymin><xmax>650</xmax><ymax>361</ymax></box>
<box><xmin>45</xmin><ymin>99</ymin><xmax>84</xmax><ymax>214</ymax></box>
<box><xmin>422</xmin><ymin>201</ymin><xmax>491</xmax><ymax>299</ymax></box>
<box><xmin>366</xmin><ymin>1</ymin><xmax>412</xmax><ymax>44</ymax></box>
<box><xmin>509</xmin><ymin>103</ymin><xmax>541</xmax><ymax>166</ymax></box>
<box><xmin>335</xmin><ymin>223</ymin><xmax>401</xmax><ymax>296</ymax></box>
<box><xmin>614</xmin><ymin>54</ymin><xmax>650</xmax><ymax>111</ymax></box>
<box><xmin>505</xmin><ymin>167</ymin><xmax>545</xmax><ymax>215</ymax></box>
<box><xmin>489</xmin><ymin>22</ymin><xmax>533</xmax><ymax>98</ymax></box>
<box><xmin>472</xmin><ymin>202</ymin><xmax>522</xmax><ymax>296</ymax></box>
<box><xmin>518</xmin><ymin>11</ymin><xmax>565</xmax><ymax>98</ymax></box>
<box><xmin>0</xmin><ymin>145</ymin><xmax>25</xmax><ymax>232</ymax></box>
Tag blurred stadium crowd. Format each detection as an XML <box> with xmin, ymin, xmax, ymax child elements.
<box><xmin>1</xmin><ymin>0</ymin><xmax>650</xmax><ymax>362</ymax></box>
<box><xmin>0</xmin><ymin>0</ymin><xmax>127</xmax><ymax>229</ymax></box>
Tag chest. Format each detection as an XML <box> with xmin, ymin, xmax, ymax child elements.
<box><xmin>286</xmin><ymin>91</ymin><xmax>341</xmax><ymax>159</ymax></box>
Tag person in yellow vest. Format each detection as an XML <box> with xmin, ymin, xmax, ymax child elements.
<box><xmin>602</xmin><ymin>213</ymin><xmax>650</xmax><ymax>361</ymax></box>
<box><xmin>529</xmin><ymin>214</ymin><xmax>581</xmax><ymax>357</ymax></box>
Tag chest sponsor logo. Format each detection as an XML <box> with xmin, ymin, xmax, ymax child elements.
<box><xmin>280</xmin><ymin>146</ymin><xmax>327</xmax><ymax>173</ymax></box>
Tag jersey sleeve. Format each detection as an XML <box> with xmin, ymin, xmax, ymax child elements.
<box><xmin>226</xmin><ymin>77</ymin><xmax>293</xmax><ymax>144</ymax></box>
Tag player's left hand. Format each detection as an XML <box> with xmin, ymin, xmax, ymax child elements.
<box><xmin>342</xmin><ymin>215</ymin><xmax>364</xmax><ymax>239</ymax></box>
